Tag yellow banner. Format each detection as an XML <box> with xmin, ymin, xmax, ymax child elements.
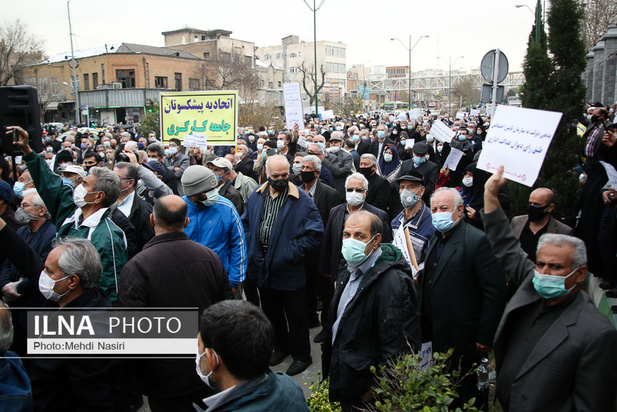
<box><xmin>577</xmin><ymin>122</ymin><xmax>586</xmax><ymax>137</ymax></box>
<box><xmin>160</xmin><ymin>91</ymin><xmax>238</xmax><ymax>146</ymax></box>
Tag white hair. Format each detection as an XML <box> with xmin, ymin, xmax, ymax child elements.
<box><xmin>360</xmin><ymin>153</ymin><xmax>377</xmax><ymax>166</ymax></box>
<box><xmin>431</xmin><ymin>187</ymin><xmax>463</xmax><ymax>210</ymax></box>
<box><xmin>302</xmin><ymin>155</ymin><xmax>322</xmax><ymax>172</ymax></box>
<box><xmin>345</xmin><ymin>172</ymin><xmax>369</xmax><ymax>191</ymax></box>
<box><xmin>537</xmin><ymin>234</ymin><xmax>587</xmax><ymax>269</ymax></box>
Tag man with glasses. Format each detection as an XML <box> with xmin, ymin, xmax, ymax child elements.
<box><xmin>316</xmin><ymin>173</ymin><xmax>392</xmax><ymax>343</ymax></box>
<box><xmin>307</xmin><ymin>143</ymin><xmax>334</xmax><ymax>187</ymax></box>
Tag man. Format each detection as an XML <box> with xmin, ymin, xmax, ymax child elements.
<box><xmin>83</xmin><ymin>151</ymin><xmax>103</xmax><ymax>173</ymax></box>
<box><xmin>511</xmin><ymin>188</ymin><xmax>574</xmax><ymax>262</ymax></box>
<box><xmin>11</xmin><ymin>126</ymin><xmax>127</xmax><ymax>303</ymax></box>
<box><xmin>57</xmin><ymin>164</ymin><xmax>84</xmax><ymax>188</ymax></box>
<box><xmin>306</xmin><ymin>144</ymin><xmax>334</xmax><ymax>187</ymax></box>
<box><xmin>147</xmin><ymin>143</ymin><xmax>180</xmax><ymax>194</ymax></box>
<box><xmin>182</xmin><ymin>166</ymin><xmax>246</xmax><ymax>295</ymax></box>
<box><xmin>162</xmin><ymin>138</ymin><xmax>190</xmax><ymax>195</ymax></box>
<box><xmin>322</xmin><ymin>211</ymin><xmax>420</xmax><ymax>412</ymax></box>
<box><xmin>345</xmin><ymin>138</ymin><xmax>360</xmax><ymax>170</ymax></box>
<box><xmin>583</xmin><ymin>107</ymin><xmax>609</xmax><ymax>162</ymax></box>
<box><xmin>195</xmin><ymin>300</ymin><xmax>309</xmax><ymax>412</ymax></box>
<box><xmin>317</xmin><ymin>173</ymin><xmax>392</xmax><ymax>343</ymax></box>
<box><xmin>0</xmin><ymin>189</ymin><xmax>55</xmax><ymax>356</ymax></box>
<box><xmin>113</xmin><ymin>162</ymin><xmax>155</xmax><ymax>253</ymax></box>
<box><xmin>481</xmin><ymin>165</ymin><xmax>617</xmax><ymax>412</ymax></box>
<box><xmin>369</xmin><ymin>124</ymin><xmax>395</xmax><ymax>161</ymax></box>
<box><xmin>398</xmin><ymin>141</ymin><xmax>439</xmax><ymax>205</ymax></box>
<box><xmin>118</xmin><ymin>195</ymin><xmax>233</xmax><ymax>411</ymax></box>
<box><xmin>391</xmin><ymin>172</ymin><xmax>436</xmax><ymax>274</ymax></box>
<box><xmin>13</xmin><ymin>170</ymin><xmax>34</xmax><ymax>199</ymax></box>
<box><xmin>233</xmin><ymin>144</ymin><xmax>254</xmax><ymax>180</ymax></box>
<box><xmin>299</xmin><ymin>154</ymin><xmax>341</xmax><ymax>332</ymax></box>
<box><xmin>358</xmin><ymin>154</ymin><xmax>390</xmax><ymax>214</ymax></box>
<box><xmin>0</xmin><ymin>223</ymin><xmax>114</xmax><ymax>411</ymax></box>
<box><xmin>276</xmin><ymin>131</ymin><xmax>295</xmax><ymax>163</ymax></box>
<box><xmin>206</xmin><ymin>158</ymin><xmax>244</xmax><ymax>215</ymax></box>
<box><xmin>242</xmin><ymin>155</ymin><xmax>323</xmax><ymax>376</ymax></box>
<box><xmin>226</xmin><ymin>157</ymin><xmax>258</xmax><ymax>205</ymax></box>
<box><xmin>422</xmin><ymin>187</ymin><xmax>506</xmax><ymax>407</ymax></box>
<box><xmin>322</xmin><ymin>132</ymin><xmax>353</xmax><ymax>201</ymax></box>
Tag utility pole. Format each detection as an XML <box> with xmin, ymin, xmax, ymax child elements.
<box><xmin>303</xmin><ymin>0</ymin><xmax>325</xmax><ymax>118</ymax></box>
<box><xmin>67</xmin><ymin>0</ymin><xmax>79</xmax><ymax>125</ymax></box>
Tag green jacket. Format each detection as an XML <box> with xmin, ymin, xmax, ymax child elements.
<box><xmin>24</xmin><ymin>152</ymin><xmax>127</xmax><ymax>303</ymax></box>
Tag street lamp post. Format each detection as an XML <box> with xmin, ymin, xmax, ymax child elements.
<box><xmin>448</xmin><ymin>55</ymin><xmax>464</xmax><ymax>116</ymax></box>
<box><xmin>67</xmin><ymin>0</ymin><xmax>79</xmax><ymax>125</ymax></box>
<box><xmin>516</xmin><ymin>1</ymin><xmax>543</xmax><ymax>42</ymax></box>
<box><xmin>391</xmin><ymin>35</ymin><xmax>428</xmax><ymax>110</ymax></box>
<box><xmin>303</xmin><ymin>0</ymin><xmax>326</xmax><ymax>118</ymax></box>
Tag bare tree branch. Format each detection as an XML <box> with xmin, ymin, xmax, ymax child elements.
<box><xmin>297</xmin><ymin>62</ymin><xmax>326</xmax><ymax>105</ymax></box>
<box><xmin>0</xmin><ymin>20</ymin><xmax>44</xmax><ymax>86</ymax></box>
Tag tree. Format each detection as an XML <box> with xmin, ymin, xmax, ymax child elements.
<box><xmin>452</xmin><ymin>77</ymin><xmax>480</xmax><ymax>110</ymax></box>
<box><xmin>140</xmin><ymin>98</ymin><xmax>160</xmax><ymax>137</ymax></box>
<box><xmin>330</xmin><ymin>96</ymin><xmax>363</xmax><ymax>119</ymax></box>
<box><xmin>197</xmin><ymin>52</ymin><xmax>258</xmax><ymax>94</ymax></box>
<box><xmin>513</xmin><ymin>0</ymin><xmax>586</xmax><ymax>220</ymax></box>
<box><xmin>0</xmin><ymin>20</ymin><xmax>43</xmax><ymax>86</ymax></box>
<box><xmin>238</xmin><ymin>88</ymin><xmax>282</xmax><ymax>131</ymax></box>
<box><xmin>297</xmin><ymin>62</ymin><xmax>326</xmax><ymax>106</ymax></box>
<box><xmin>578</xmin><ymin>0</ymin><xmax>617</xmax><ymax>50</ymax></box>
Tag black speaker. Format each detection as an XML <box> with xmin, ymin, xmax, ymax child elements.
<box><xmin>0</xmin><ymin>85</ymin><xmax>43</xmax><ymax>156</ymax></box>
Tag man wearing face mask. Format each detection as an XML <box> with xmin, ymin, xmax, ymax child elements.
<box><xmin>195</xmin><ymin>300</ymin><xmax>308</xmax><ymax>412</ymax></box>
<box><xmin>397</xmin><ymin>142</ymin><xmax>439</xmax><ymax>205</ymax></box>
<box><xmin>510</xmin><ymin>188</ymin><xmax>573</xmax><ymax>262</ymax></box>
<box><xmin>10</xmin><ymin>126</ymin><xmax>127</xmax><ymax>303</ymax></box>
<box><xmin>582</xmin><ymin>107</ymin><xmax>609</xmax><ymax>163</ymax></box>
<box><xmin>358</xmin><ymin>154</ymin><xmax>390</xmax><ymax>214</ymax></box>
<box><xmin>182</xmin><ymin>166</ymin><xmax>246</xmax><ymax>296</ymax></box>
<box><xmin>481</xmin><ymin>165</ymin><xmax>617</xmax><ymax>412</ymax></box>
<box><xmin>206</xmin><ymin>158</ymin><xmax>244</xmax><ymax>215</ymax></box>
<box><xmin>391</xmin><ymin>172</ymin><xmax>435</xmax><ymax>276</ymax></box>
<box><xmin>369</xmin><ymin>124</ymin><xmax>395</xmax><ymax>161</ymax></box>
<box><xmin>422</xmin><ymin>187</ymin><xmax>506</xmax><ymax>409</ymax></box>
<box><xmin>242</xmin><ymin>155</ymin><xmax>323</xmax><ymax>376</ymax></box>
<box><xmin>118</xmin><ymin>195</ymin><xmax>233</xmax><ymax>411</ymax></box>
<box><xmin>0</xmin><ymin>189</ymin><xmax>55</xmax><ymax>357</ymax></box>
<box><xmin>13</xmin><ymin>170</ymin><xmax>34</xmax><ymax>199</ymax></box>
<box><xmin>163</xmin><ymin>138</ymin><xmax>190</xmax><ymax>195</ymax></box>
<box><xmin>322</xmin><ymin>210</ymin><xmax>420</xmax><ymax>412</ymax></box>
<box><xmin>322</xmin><ymin>132</ymin><xmax>353</xmax><ymax>201</ymax></box>
<box><xmin>0</xmin><ymin>226</ymin><xmax>115</xmax><ymax>410</ymax></box>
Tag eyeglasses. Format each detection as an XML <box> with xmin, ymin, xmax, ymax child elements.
<box><xmin>346</xmin><ymin>188</ymin><xmax>365</xmax><ymax>193</ymax></box>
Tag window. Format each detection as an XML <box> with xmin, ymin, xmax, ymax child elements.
<box><xmin>264</xmin><ymin>54</ymin><xmax>272</xmax><ymax>60</ymax></box>
<box><xmin>189</xmin><ymin>78</ymin><xmax>200</xmax><ymax>90</ymax></box>
<box><xmin>92</xmin><ymin>72</ymin><xmax>98</xmax><ymax>89</ymax></box>
<box><xmin>203</xmin><ymin>52</ymin><xmax>210</xmax><ymax>59</ymax></box>
<box><xmin>339</xmin><ymin>48</ymin><xmax>345</xmax><ymax>58</ymax></box>
<box><xmin>268</xmin><ymin>82</ymin><xmax>273</xmax><ymax>88</ymax></box>
<box><xmin>101</xmin><ymin>64</ymin><xmax>105</xmax><ymax>84</ymax></box>
<box><xmin>325</xmin><ymin>46</ymin><xmax>332</xmax><ymax>56</ymax></box>
<box><xmin>194</xmin><ymin>35</ymin><xmax>199</xmax><ymax>41</ymax></box>
<box><xmin>260</xmin><ymin>79</ymin><xmax>264</xmax><ymax>87</ymax></box>
<box><xmin>332</xmin><ymin>48</ymin><xmax>338</xmax><ymax>57</ymax></box>
<box><xmin>201</xmin><ymin>35</ymin><xmax>206</xmax><ymax>41</ymax></box>
<box><xmin>278</xmin><ymin>81</ymin><xmax>282</xmax><ymax>88</ymax></box>
<box><xmin>155</xmin><ymin>76</ymin><xmax>168</xmax><ymax>89</ymax></box>
<box><xmin>276</xmin><ymin>53</ymin><xmax>283</xmax><ymax>59</ymax></box>
<box><xmin>174</xmin><ymin>73</ymin><xmax>182</xmax><ymax>91</ymax></box>
<box><xmin>290</xmin><ymin>53</ymin><xmax>297</xmax><ymax>58</ymax></box>
<box><xmin>116</xmin><ymin>69</ymin><xmax>135</xmax><ymax>88</ymax></box>
<box><xmin>289</xmin><ymin>67</ymin><xmax>297</xmax><ymax>73</ymax></box>
<box><xmin>244</xmin><ymin>55</ymin><xmax>252</xmax><ymax>65</ymax></box>
<box><xmin>339</xmin><ymin>64</ymin><xmax>345</xmax><ymax>73</ymax></box>
<box><xmin>83</xmin><ymin>73</ymin><xmax>89</xmax><ymax>90</ymax></box>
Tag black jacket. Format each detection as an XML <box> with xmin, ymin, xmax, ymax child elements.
<box><xmin>126</xmin><ymin>192</ymin><xmax>155</xmax><ymax>254</ymax></box>
<box><xmin>303</xmin><ymin>179</ymin><xmax>341</xmax><ymax>227</ymax></box>
<box><xmin>365</xmin><ymin>172</ymin><xmax>390</xmax><ymax>214</ymax></box>
<box><xmin>370</xmin><ymin>137</ymin><xmax>396</xmax><ymax>160</ymax></box>
<box><xmin>219</xmin><ymin>179</ymin><xmax>244</xmax><ymax>215</ymax></box>
<box><xmin>319</xmin><ymin>203</ymin><xmax>392</xmax><ymax>279</ymax></box>
<box><xmin>117</xmin><ymin>231</ymin><xmax>233</xmax><ymax>396</ymax></box>
<box><xmin>322</xmin><ymin>243</ymin><xmax>420</xmax><ymax>402</ymax></box>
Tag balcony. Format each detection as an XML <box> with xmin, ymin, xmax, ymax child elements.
<box><xmin>78</xmin><ymin>88</ymin><xmax>175</xmax><ymax>108</ymax></box>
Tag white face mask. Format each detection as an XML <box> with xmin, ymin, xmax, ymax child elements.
<box><xmin>292</xmin><ymin>163</ymin><xmax>302</xmax><ymax>174</ymax></box>
<box><xmin>39</xmin><ymin>270</ymin><xmax>70</xmax><ymax>302</ymax></box>
<box><xmin>462</xmin><ymin>176</ymin><xmax>473</xmax><ymax>187</ymax></box>
<box><xmin>168</xmin><ymin>146</ymin><xmax>178</xmax><ymax>156</ymax></box>
<box><xmin>195</xmin><ymin>349</ymin><xmax>219</xmax><ymax>389</ymax></box>
<box><xmin>437</xmin><ymin>145</ymin><xmax>443</xmax><ymax>153</ymax></box>
<box><xmin>73</xmin><ymin>184</ymin><xmax>97</xmax><ymax>208</ymax></box>
<box><xmin>329</xmin><ymin>145</ymin><xmax>340</xmax><ymax>154</ymax></box>
<box><xmin>277</xmin><ymin>140</ymin><xmax>286</xmax><ymax>150</ymax></box>
<box><xmin>383</xmin><ymin>153</ymin><xmax>393</xmax><ymax>163</ymax></box>
<box><xmin>346</xmin><ymin>190</ymin><xmax>365</xmax><ymax>207</ymax></box>
<box><xmin>257</xmin><ymin>143</ymin><xmax>264</xmax><ymax>151</ymax></box>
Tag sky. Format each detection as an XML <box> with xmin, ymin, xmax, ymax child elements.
<box><xmin>3</xmin><ymin>0</ymin><xmax>539</xmax><ymax>75</ymax></box>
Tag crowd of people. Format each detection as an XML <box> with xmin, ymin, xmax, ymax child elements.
<box><xmin>0</xmin><ymin>102</ymin><xmax>616</xmax><ymax>411</ymax></box>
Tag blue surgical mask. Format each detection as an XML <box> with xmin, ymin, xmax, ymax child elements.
<box><xmin>532</xmin><ymin>268</ymin><xmax>579</xmax><ymax>299</ymax></box>
<box><xmin>13</xmin><ymin>182</ymin><xmax>25</xmax><ymax>198</ymax></box>
<box><xmin>412</xmin><ymin>156</ymin><xmax>426</xmax><ymax>166</ymax></box>
<box><xmin>377</xmin><ymin>131</ymin><xmax>385</xmax><ymax>139</ymax></box>
<box><xmin>352</xmin><ymin>135</ymin><xmax>360</xmax><ymax>142</ymax></box>
<box><xmin>431</xmin><ymin>211</ymin><xmax>459</xmax><ymax>233</ymax></box>
<box><xmin>458</xmin><ymin>135</ymin><xmax>467</xmax><ymax>141</ymax></box>
<box><xmin>62</xmin><ymin>177</ymin><xmax>74</xmax><ymax>187</ymax></box>
<box><xmin>341</xmin><ymin>235</ymin><xmax>376</xmax><ymax>266</ymax></box>
<box><xmin>201</xmin><ymin>190</ymin><xmax>219</xmax><ymax>208</ymax></box>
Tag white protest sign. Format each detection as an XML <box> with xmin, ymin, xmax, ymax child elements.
<box><xmin>471</xmin><ymin>109</ymin><xmax>480</xmax><ymax>117</ymax></box>
<box><xmin>283</xmin><ymin>83</ymin><xmax>305</xmax><ymax>130</ymax></box>
<box><xmin>321</xmin><ymin>110</ymin><xmax>335</xmax><ymax>120</ymax></box>
<box><xmin>430</xmin><ymin>120</ymin><xmax>455</xmax><ymax>143</ymax></box>
<box><xmin>456</xmin><ymin>111</ymin><xmax>465</xmax><ymax>120</ymax></box>
<box><xmin>398</xmin><ymin>112</ymin><xmax>408</xmax><ymax>121</ymax></box>
<box><xmin>183</xmin><ymin>133</ymin><xmax>208</xmax><ymax>150</ymax></box>
<box><xmin>443</xmin><ymin>148</ymin><xmax>464</xmax><ymax>171</ymax></box>
<box><xmin>389</xmin><ymin>115</ymin><xmax>396</xmax><ymax>122</ymax></box>
<box><xmin>600</xmin><ymin>161</ymin><xmax>617</xmax><ymax>188</ymax></box>
<box><xmin>477</xmin><ymin>105</ymin><xmax>563</xmax><ymax>187</ymax></box>
<box><xmin>392</xmin><ymin>227</ymin><xmax>418</xmax><ymax>276</ymax></box>
<box><xmin>405</xmin><ymin>139</ymin><xmax>415</xmax><ymax>149</ymax></box>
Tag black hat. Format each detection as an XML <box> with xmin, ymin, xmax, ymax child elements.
<box><xmin>396</xmin><ymin>170</ymin><xmax>425</xmax><ymax>185</ymax></box>
<box><xmin>412</xmin><ymin>141</ymin><xmax>429</xmax><ymax>155</ymax></box>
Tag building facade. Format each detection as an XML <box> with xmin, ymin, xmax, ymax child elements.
<box><xmin>584</xmin><ymin>22</ymin><xmax>617</xmax><ymax>106</ymax></box>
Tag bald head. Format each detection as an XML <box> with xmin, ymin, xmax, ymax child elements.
<box><xmin>152</xmin><ymin>195</ymin><xmax>188</xmax><ymax>232</ymax></box>
<box><xmin>530</xmin><ymin>188</ymin><xmax>555</xmax><ymax>207</ymax></box>
<box><xmin>345</xmin><ymin>210</ymin><xmax>383</xmax><ymax>239</ymax></box>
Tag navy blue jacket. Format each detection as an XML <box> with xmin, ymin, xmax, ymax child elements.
<box><xmin>242</xmin><ymin>182</ymin><xmax>324</xmax><ymax>291</ymax></box>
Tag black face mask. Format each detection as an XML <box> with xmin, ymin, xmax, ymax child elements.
<box><xmin>591</xmin><ymin>115</ymin><xmax>599</xmax><ymax>124</ymax></box>
<box><xmin>528</xmin><ymin>204</ymin><xmax>549</xmax><ymax>222</ymax></box>
<box><xmin>359</xmin><ymin>167</ymin><xmax>373</xmax><ymax>177</ymax></box>
<box><xmin>268</xmin><ymin>177</ymin><xmax>288</xmax><ymax>192</ymax></box>
<box><xmin>301</xmin><ymin>171</ymin><xmax>317</xmax><ymax>183</ymax></box>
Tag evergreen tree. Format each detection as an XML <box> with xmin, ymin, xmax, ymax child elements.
<box><xmin>512</xmin><ymin>0</ymin><xmax>586</xmax><ymax>221</ymax></box>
